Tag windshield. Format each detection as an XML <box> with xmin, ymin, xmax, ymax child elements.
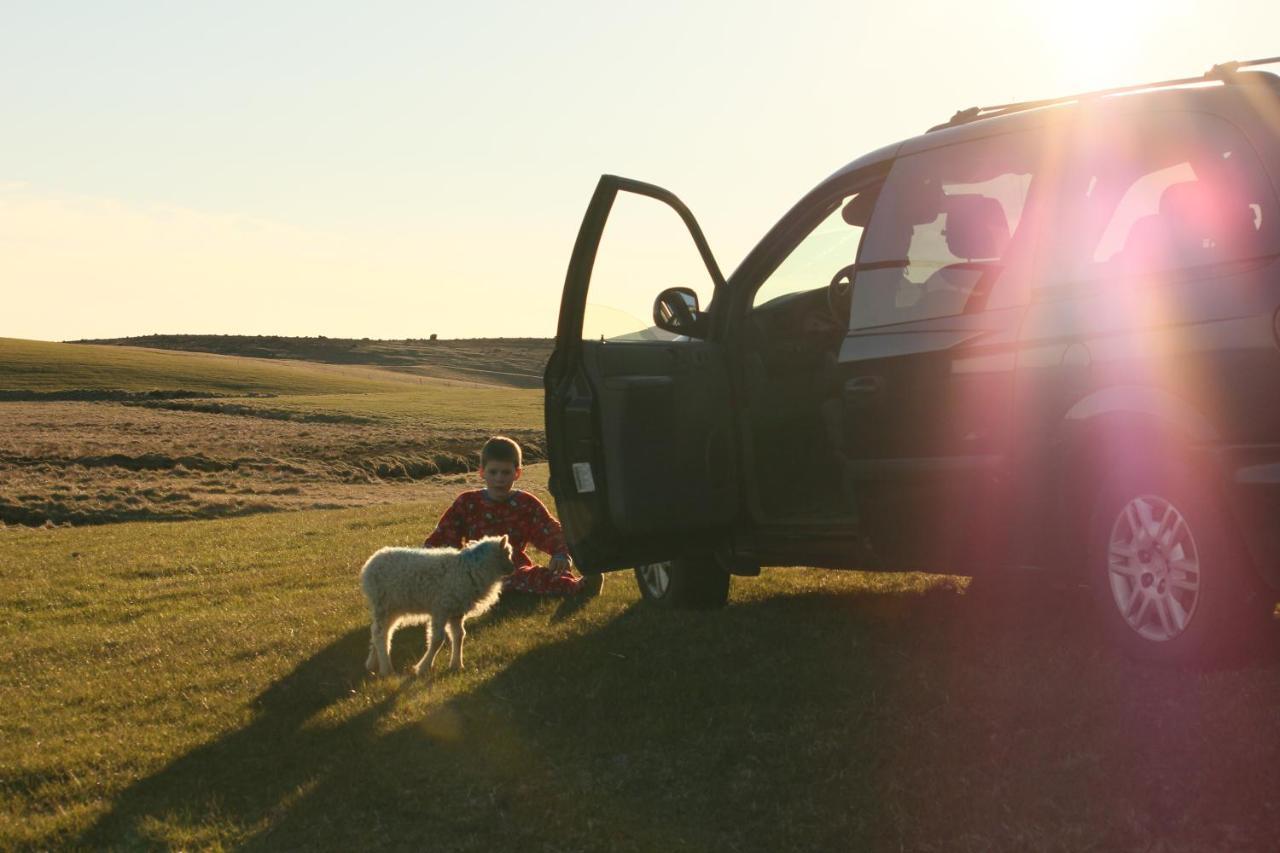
<box><xmin>751</xmin><ymin>194</ymin><xmax>867</xmax><ymax>309</ymax></box>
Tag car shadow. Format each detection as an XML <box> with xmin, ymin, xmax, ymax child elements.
<box><xmin>81</xmin><ymin>576</ymin><xmax>1280</xmax><ymax>851</ymax></box>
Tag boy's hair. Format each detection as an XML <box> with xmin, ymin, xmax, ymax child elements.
<box><xmin>480</xmin><ymin>436</ymin><xmax>522</xmax><ymax>468</ymax></box>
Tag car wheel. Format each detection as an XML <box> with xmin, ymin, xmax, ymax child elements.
<box><xmin>1089</xmin><ymin>460</ymin><xmax>1266</xmax><ymax>663</ymax></box>
<box><xmin>634</xmin><ymin>556</ymin><xmax>730</xmax><ymax>610</ymax></box>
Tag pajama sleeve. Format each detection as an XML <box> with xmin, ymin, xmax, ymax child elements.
<box><xmin>423</xmin><ymin>496</ymin><xmax>469</xmax><ymax>548</ymax></box>
<box><xmin>523</xmin><ymin>494</ymin><xmax>569</xmax><ymax>558</ymax></box>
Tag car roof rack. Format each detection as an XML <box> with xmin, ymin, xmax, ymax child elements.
<box><xmin>930</xmin><ymin>56</ymin><xmax>1280</xmax><ymax>132</ymax></box>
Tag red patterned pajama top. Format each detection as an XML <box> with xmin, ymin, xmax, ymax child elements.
<box><xmin>423</xmin><ymin>489</ymin><xmax>582</xmax><ymax>595</ymax></box>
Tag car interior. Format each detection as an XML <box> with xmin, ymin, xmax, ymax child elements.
<box><xmin>736</xmin><ymin>189</ymin><xmax>877</xmax><ymax>524</ymax></box>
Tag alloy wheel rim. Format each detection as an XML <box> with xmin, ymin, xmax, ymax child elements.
<box><xmin>637</xmin><ymin>562</ymin><xmax>673</xmax><ymax>597</ymax></box>
<box><xmin>1107</xmin><ymin>494</ymin><xmax>1201</xmax><ymax>642</ymax></box>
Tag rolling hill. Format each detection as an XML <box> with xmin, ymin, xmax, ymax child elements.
<box><xmin>71</xmin><ymin>334</ymin><xmax>555</xmax><ymax>389</ymax></box>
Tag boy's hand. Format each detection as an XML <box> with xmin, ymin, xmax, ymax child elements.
<box><xmin>548</xmin><ymin>554</ymin><xmax>571</xmax><ymax>575</ymax></box>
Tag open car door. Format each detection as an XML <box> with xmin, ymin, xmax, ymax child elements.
<box><xmin>544</xmin><ymin>176</ymin><xmax>738</xmax><ymax>572</ymax></box>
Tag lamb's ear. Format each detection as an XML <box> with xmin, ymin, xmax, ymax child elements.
<box><xmin>500</xmin><ymin>534</ymin><xmax>511</xmax><ymax>555</ymax></box>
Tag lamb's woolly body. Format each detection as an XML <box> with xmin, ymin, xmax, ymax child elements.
<box><xmin>360</xmin><ymin>535</ymin><xmax>514</xmax><ymax>677</ymax></box>
<box><xmin>360</xmin><ymin>546</ymin><xmax>505</xmax><ymax>624</ymax></box>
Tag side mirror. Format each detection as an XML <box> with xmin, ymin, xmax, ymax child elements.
<box><xmin>652</xmin><ymin>287</ymin><xmax>707</xmax><ymax>337</ymax></box>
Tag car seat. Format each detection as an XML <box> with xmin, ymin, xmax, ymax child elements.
<box><xmin>921</xmin><ymin>194</ymin><xmax>1011</xmax><ymax>316</ymax></box>
<box><xmin>1116</xmin><ymin>180</ymin><xmax>1259</xmax><ymax>274</ymax></box>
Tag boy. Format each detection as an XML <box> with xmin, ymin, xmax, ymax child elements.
<box><xmin>423</xmin><ymin>436</ymin><xmax>602</xmax><ymax>597</ymax></box>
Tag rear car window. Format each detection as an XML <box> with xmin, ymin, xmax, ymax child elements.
<box><xmin>1042</xmin><ymin>112</ymin><xmax>1280</xmax><ymax>286</ymax></box>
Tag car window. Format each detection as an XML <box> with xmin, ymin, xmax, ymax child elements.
<box><xmin>851</xmin><ymin>131</ymin><xmax>1048</xmax><ymax>330</ymax></box>
<box><xmin>1043</xmin><ymin>113</ymin><xmax>1280</xmax><ymax>286</ymax></box>
<box><xmin>751</xmin><ymin>193</ymin><xmax>867</xmax><ymax>309</ymax></box>
<box><xmin>583</xmin><ymin>193</ymin><xmax>715</xmax><ymax>342</ymax></box>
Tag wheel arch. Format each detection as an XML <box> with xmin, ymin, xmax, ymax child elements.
<box><xmin>1062</xmin><ymin>384</ymin><xmax>1220</xmax><ymax>445</ymax></box>
<box><xmin>1050</xmin><ymin>386</ymin><xmax>1225</xmax><ymax>581</ymax></box>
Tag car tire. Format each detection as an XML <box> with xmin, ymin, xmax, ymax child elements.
<box><xmin>1088</xmin><ymin>458</ymin><xmax>1268</xmax><ymax>663</ymax></box>
<box><xmin>634</xmin><ymin>555</ymin><xmax>730</xmax><ymax>610</ymax></box>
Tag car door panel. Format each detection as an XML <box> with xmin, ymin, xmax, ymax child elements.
<box><xmin>840</xmin><ymin>306</ymin><xmax>1024</xmax><ymax>569</ymax></box>
<box><xmin>591</xmin><ymin>340</ymin><xmax>736</xmax><ymax>534</ymax></box>
<box><xmin>545</xmin><ymin>175</ymin><xmax>737</xmax><ymax>572</ymax></box>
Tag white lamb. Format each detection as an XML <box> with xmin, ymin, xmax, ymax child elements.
<box><xmin>360</xmin><ymin>535</ymin><xmax>515</xmax><ymax>678</ymax></box>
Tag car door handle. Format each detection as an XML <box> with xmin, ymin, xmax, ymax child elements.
<box><xmin>844</xmin><ymin>376</ymin><xmax>884</xmax><ymax>396</ymax></box>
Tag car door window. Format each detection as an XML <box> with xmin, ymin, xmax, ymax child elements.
<box><xmin>583</xmin><ymin>193</ymin><xmax>715</xmax><ymax>341</ymax></box>
<box><xmin>1041</xmin><ymin>113</ymin><xmax>1280</xmax><ymax>287</ymax></box>
<box><xmin>851</xmin><ymin>131</ymin><xmax>1050</xmax><ymax>329</ymax></box>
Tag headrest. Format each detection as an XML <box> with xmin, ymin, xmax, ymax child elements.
<box><xmin>1160</xmin><ymin>180</ymin><xmax>1253</xmax><ymax>229</ymax></box>
<box><xmin>942</xmin><ymin>194</ymin><xmax>1010</xmax><ymax>260</ymax></box>
<box><xmin>841</xmin><ymin>191</ymin><xmax>878</xmax><ymax>226</ymax></box>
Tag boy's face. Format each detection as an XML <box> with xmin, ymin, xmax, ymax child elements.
<box><xmin>481</xmin><ymin>459</ymin><xmax>521</xmax><ymax>496</ymax></box>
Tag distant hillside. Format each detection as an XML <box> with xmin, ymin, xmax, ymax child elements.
<box><xmin>73</xmin><ymin>334</ymin><xmax>555</xmax><ymax>388</ymax></box>
<box><xmin>0</xmin><ymin>337</ymin><xmax>425</xmax><ymax>396</ymax></box>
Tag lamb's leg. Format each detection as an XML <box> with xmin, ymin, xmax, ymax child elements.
<box><xmin>369</xmin><ymin>615</ymin><xmax>395</xmax><ymax>677</ymax></box>
<box><xmin>446</xmin><ymin>616</ymin><xmax>466</xmax><ymax>670</ymax></box>
<box><xmin>412</xmin><ymin>617</ymin><xmax>446</xmax><ymax>678</ymax></box>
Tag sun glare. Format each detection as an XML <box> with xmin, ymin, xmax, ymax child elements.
<box><xmin>1040</xmin><ymin>0</ymin><xmax>1191</xmax><ymax>92</ymax></box>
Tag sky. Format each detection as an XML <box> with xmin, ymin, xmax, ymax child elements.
<box><xmin>4</xmin><ymin>0</ymin><xmax>1279</xmax><ymax>341</ymax></box>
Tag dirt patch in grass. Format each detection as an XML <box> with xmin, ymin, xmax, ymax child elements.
<box><xmin>0</xmin><ymin>388</ymin><xmax>240</xmax><ymax>402</ymax></box>
<box><xmin>123</xmin><ymin>399</ymin><xmax>378</xmax><ymax>425</ymax></box>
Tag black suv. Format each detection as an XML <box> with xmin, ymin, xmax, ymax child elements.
<box><xmin>545</xmin><ymin>59</ymin><xmax>1280</xmax><ymax>662</ymax></box>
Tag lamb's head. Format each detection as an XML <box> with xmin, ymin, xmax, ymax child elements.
<box><xmin>461</xmin><ymin>534</ymin><xmax>517</xmax><ymax>578</ymax></box>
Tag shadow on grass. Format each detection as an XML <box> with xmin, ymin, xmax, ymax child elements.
<box><xmin>77</xmin><ymin>626</ymin><xmax>389</xmax><ymax>849</ymax></box>
<box><xmin>82</xmin><ymin>577</ymin><xmax>1280</xmax><ymax>852</ymax></box>
<box><xmin>77</xmin><ymin>591</ymin><xmax>561</xmax><ymax>847</ymax></box>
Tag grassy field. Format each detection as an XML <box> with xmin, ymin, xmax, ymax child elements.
<box><xmin>3</xmin><ymin>335</ymin><xmax>1279</xmax><ymax>850</ymax></box>
<box><xmin>2</xmin><ymin>469</ymin><xmax>1278</xmax><ymax>851</ymax></box>
<box><xmin>0</xmin><ymin>339</ymin><xmax>543</xmax><ymax>526</ymax></box>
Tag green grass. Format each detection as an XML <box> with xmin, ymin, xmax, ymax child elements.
<box><xmin>0</xmin><ymin>338</ymin><xmax>542</xmax><ymax>428</ymax></box>
<box><xmin>3</xmin><ymin>473</ymin><xmax>1278</xmax><ymax>851</ymax></box>
<box><xmin>0</xmin><ymin>338</ymin><xmax>427</xmax><ymax>396</ymax></box>
<box><xmin>74</xmin><ymin>335</ymin><xmax>553</xmax><ymax>389</ymax></box>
